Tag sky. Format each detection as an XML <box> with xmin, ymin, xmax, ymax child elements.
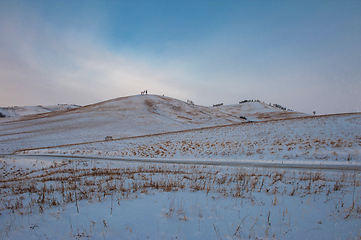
<box><xmin>0</xmin><ymin>0</ymin><xmax>360</xmax><ymax>114</ymax></box>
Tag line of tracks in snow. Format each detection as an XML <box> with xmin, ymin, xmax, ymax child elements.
<box><xmin>3</xmin><ymin>154</ymin><xmax>361</xmax><ymax>172</ymax></box>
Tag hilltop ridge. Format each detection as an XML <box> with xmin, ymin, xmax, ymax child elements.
<box><xmin>0</xmin><ymin>94</ymin><xmax>308</xmax><ymax>122</ymax></box>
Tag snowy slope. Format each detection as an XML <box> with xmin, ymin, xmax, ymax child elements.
<box><xmin>27</xmin><ymin>113</ymin><xmax>361</xmax><ymax>163</ymax></box>
<box><xmin>0</xmin><ymin>95</ymin><xmax>247</xmax><ymax>154</ymax></box>
<box><xmin>72</xmin><ymin>94</ymin><xmax>245</xmax><ymax>126</ymax></box>
<box><xmin>0</xmin><ymin>104</ymin><xmax>80</xmax><ymax>118</ymax></box>
<box><xmin>218</xmin><ymin>101</ymin><xmax>308</xmax><ymax>121</ymax></box>
<box><xmin>0</xmin><ymin>94</ymin><xmax>356</xmax><ymax>158</ymax></box>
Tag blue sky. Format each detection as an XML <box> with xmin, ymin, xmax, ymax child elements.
<box><xmin>0</xmin><ymin>0</ymin><xmax>360</xmax><ymax>114</ymax></box>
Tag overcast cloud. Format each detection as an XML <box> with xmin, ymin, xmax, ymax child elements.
<box><xmin>0</xmin><ymin>0</ymin><xmax>360</xmax><ymax>114</ymax></box>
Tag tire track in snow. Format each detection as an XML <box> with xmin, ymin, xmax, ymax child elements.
<box><xmin>5</xmin><ymin>154</ymin><xmax>361</xmax><ymax>172</ymax></box>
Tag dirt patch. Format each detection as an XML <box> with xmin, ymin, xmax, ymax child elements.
<box><xmin>144</xmin><ymin>99</ymin><xmax>157</xmax><ymax>113</ymax></box>
<box><xmin>177</xmin><ymin>116</ymin><xmax>192</xmax><ymax>121</ymax></box>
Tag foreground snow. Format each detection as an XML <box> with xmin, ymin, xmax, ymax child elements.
<box><xmin>0</xmin><ymin>156</ymin><xmax>360</xmax><ymax>239</ymax></box>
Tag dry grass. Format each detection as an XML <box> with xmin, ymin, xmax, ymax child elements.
<box><xmin>1</xmin><ymin>159</ymin><xmax>360</xmax><ymax>221</ymax></box>
<box><xmin>44</xmin><ymin>134</ymin><xmax>357</xmax><ymax>161</ymax></box>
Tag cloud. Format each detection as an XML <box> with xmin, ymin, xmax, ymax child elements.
<box><xmin>0</xmin><ymin>2</ymin><xmax>189</xmax><ymax>106</ymax></box>
<box><xmin>0</xmin><ymin>1</ymin><xmax>360</xmax><ymax>115</ymax></box>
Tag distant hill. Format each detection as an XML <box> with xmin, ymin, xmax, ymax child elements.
<box><xmin>0</xmin><ymin>95</ymin><xmax>307</xmax><ymax>121</ymax></box>
<box><xmin>218</xmin><ymin>101</ymin><xmax>307</xmax><ymax>121</ymax></box>
<box><xmin>0</xmin><ymin>104</ymin><xmax>80</xmax><ymax>118</ymax></box>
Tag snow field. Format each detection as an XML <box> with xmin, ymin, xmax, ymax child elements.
<box><xmin>25</xmin><ymin>114</ymin><xmax>361</xmax><ymax>163</ymax></box>
<box><xmin>0</xmin><ymin>156</ymin><xmax>360</xmax><ymax>239</ymax></box>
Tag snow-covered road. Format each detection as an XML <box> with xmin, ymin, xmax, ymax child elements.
<box><xmin>5</xmin><ymin>154</ymin><xmax>361</xmax><ymax>171</ymax></box>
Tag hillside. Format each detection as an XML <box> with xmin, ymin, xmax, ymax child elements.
<box><xmin>0</xmin><ymin>94</ymin><xmax>247</xmax><ymax>154</ymax></box>
<box><xmin>219</xmin><ymin>101</ymin><xmax>307</xmax><ymax>121</ymax></box>
<box><xmin>0</xmin><ymin>94</ymin><xmax>346</xmax><ymax>156</ymax></box>
<box><xmin>0</xmin><ymin>104</ymin><xmax>80</xmax><ymax>118</ymax></box>
<box><xmin>24</xmin><ymin>113</ymin><xmax>361</xmax><ymax>163</ymax></box>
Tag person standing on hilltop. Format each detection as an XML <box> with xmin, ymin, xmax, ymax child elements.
<box><xmin>146</xmin><ymin>90</ymin><xmax>147</xmax><ymax>95</ymax></box>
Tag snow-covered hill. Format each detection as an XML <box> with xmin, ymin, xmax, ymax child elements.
<box><xmin>218</xmin><ymin>101</ymin><xmax>307</xmax><ymax>121</ymax></box>
<box><xmin>0</xmin><ymin>94</ymin><xmax>354</xmax><ymax>156</ymax></box>
<box><xmin>0</xmin><ymin>104</ymin><xmax>80</xmax><ymax>118</ymax></box>
<box><xmin>0</xmin><ymin>95</ymin><xmax>247</xmax><ymax>154</ymax></box>
<box><xmin>24</xmin><ymin>112</ymin><xmax>361</xmax><ymax>163</ymax></box>
<box><xmin>0</xmin><ymin>96</ymin><xmax>307</xmax><ymax>122</ymax></box>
